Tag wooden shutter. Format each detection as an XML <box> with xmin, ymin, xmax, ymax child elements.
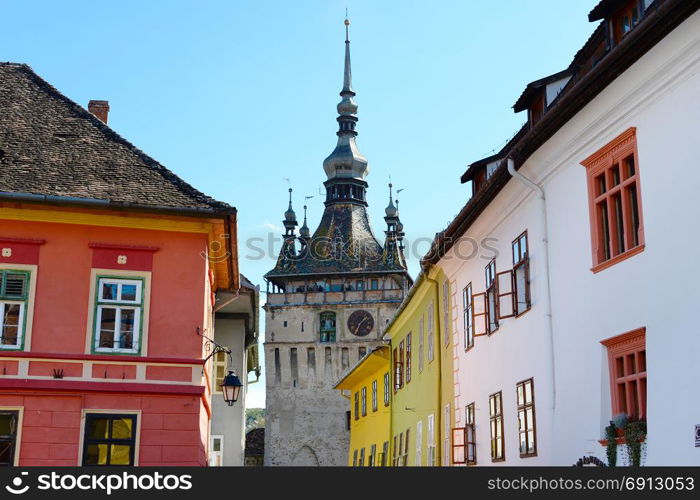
<box><xmin>471</xmin><ymin>292</ymin><xmax>487</xmax><ymax>337</ymax></box>
<box><xmin>496</xmin><ymin>270</ymin><xmax>515</xmax><ymax>319</ymax></box>
<box><xmin>451</xmin><ymin>427</ymin><xmax>466</xmax><ymax>464</ymax></box>
<box><xmin>466</xmin><ymin>423</ymin><xmax>476</xmax><ymax>464</ymax></box>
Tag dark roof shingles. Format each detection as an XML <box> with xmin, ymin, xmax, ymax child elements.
<box><xmin>0</xmin><ymin>63</ymin><xmax>233</xmax><ymax>214</ymax></box>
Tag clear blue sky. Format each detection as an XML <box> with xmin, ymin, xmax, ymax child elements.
<box><xmin>2</xmin><ymin>1</ymin><xmax>596</xmax><ymax>407</ymax></box>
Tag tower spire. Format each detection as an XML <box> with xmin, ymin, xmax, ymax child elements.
<box><xmin>322</xmin><ymin>17</ymin><xmax>369</xmax><ymax>183</ymax></box>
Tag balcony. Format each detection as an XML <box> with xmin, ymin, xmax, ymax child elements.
<box><xmin>266</xmin><ymin>288</ymin><xmax>405</xmax><ymax>307</ymax></box>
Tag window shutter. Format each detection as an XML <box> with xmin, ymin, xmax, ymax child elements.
<box><xmin>466</xmin><ymin>423</ymin><xmax>476</xmax><ymax>464</ymax></box>
<box><xmin>451</xmin><ymin>427</ymin><xmax>466</xmax><ymax>464</ymax></box>
<box><xmin>471</xmin><ymin>292</ymin><xmax>487</xmax><ymax>337</ymax></box>
<box><xmin>2</xmin><ymin>273</ymin><xmax>27</xmax><ymax>299</ymax></box>
<box><xmin>496</xmin><ymin>270</ymin><xmax>515</xmax><ymax>319</ymax></box>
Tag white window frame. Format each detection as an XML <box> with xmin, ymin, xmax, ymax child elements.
<box><xmin>371</xmin><ymin>379</ymin><xmax>378</xmax><ymax>412</ymax></box>
<box><xmin>0</xmin><ymin>270</ymin><xmax>30</xmax><ymax>350</ymax></box>
<box><xmin>427</xmin><ymin>302</ymin><xmax>434</xmax><ymax>362</ymax></box>
<box><xmin>209</xmin><ymin>434</ymin><xmax>224</xmax><ymax>466</ymax></box>
<box><xmin>442</xmin><ymin>281</ymin><xmax>450</xmax><ymax>347</ymax></box>
<box><xmin>444</xmin><ymin>403</ymin><xmax>451</xmax><ymax>466</ymax></box>
<box><xmin>427</xmin><ymin>414</ymin><xmax>435</xmax><ymax>466</ymax></box>
<box><xmin>415</xmin><ymin>420</ymin><xmax>423</xmax><ymax>466</ymax></box>
<box><xmin>94</xmin><ymin>277</ymin><xmax>143</xmax><ymax>354</ymax></box>
<box><xmin>212</xmin><ymin>348</ymin><xmax>229</xmax><ymax>393</ymax></box>
<box><xmin>418</xmin><ymin>315</ymin><xmax>424</xmax><ymax>372</ymax></box>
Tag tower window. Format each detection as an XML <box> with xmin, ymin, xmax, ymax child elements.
<box><xmin>320</xmin><ymin>312</ymin><xmax>336</xmax><ymax>343</ymax></box>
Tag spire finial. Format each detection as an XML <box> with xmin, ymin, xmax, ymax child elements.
<box><xmin>342</xmin><ymin>16</ymin><xmax>353</xmax><ymax>94</ymax></box>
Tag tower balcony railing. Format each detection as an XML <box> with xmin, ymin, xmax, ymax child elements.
<box><xmin>266</xmin><ymin>288</ymin><xmax>404</xmax><ymax>306</ymax></box>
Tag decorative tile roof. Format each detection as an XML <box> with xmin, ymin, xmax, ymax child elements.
<box><xmin>265</xmin><ymin>202</ymin><xmax>407</xmax><ymax>282</ymax></box>
<box><xmin>0</xmin><ymin>63</ymin><xmax>234</xmax><ymax>214</ymax></box>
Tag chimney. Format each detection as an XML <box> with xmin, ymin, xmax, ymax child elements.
<box><xmin>88</xmin><ymin>100</ymin><xmax>110</xmax><ymax>124</ymax></box>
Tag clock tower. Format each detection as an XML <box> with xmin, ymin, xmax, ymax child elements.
<box><xmin>262</xmin><ymin>19</ymin><xmax>411</xmax><ymax>466</ymax></box>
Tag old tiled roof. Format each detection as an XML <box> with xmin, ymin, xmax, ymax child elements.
<box><xmin>0</xmin><ymin>63</ymin><xmax>234</xmax><ymax>214</ymax></box>
<box><xmin>265</xmin><ymin>202</ymin><xmax>408</xmax><ymax>281</ymax></box>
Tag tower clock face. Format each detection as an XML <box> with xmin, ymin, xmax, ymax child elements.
<box><xmin>347</xmin><ymin>310</ymin><xmax>374</xmax><ymax>337</ymax></box>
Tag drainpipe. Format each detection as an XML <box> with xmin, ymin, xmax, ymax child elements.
<box><xmin>425</xmin><ymin>272</ymin><xmax>443</xmax><ymax>466</ymax></box>
<box><xmin>507</xmin><ymin>157</ymin><xmax>556</xmax><ymax>444</ymax></box>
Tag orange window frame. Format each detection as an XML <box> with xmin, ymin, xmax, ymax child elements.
<box><xmin>601</xmin><ymin>328</ymin><xmax>646</xmax><ymax>420</ymax></box>
<box><xmin>582</xmin><ymin>127</ymin><xmax>645</xmax><ymax>273</ymax></box>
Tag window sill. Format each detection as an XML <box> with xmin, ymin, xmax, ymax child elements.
<box><xmin>591</xmin><ymin>245</ymin><xmax>645</xmax><ymax>274</ymax></box>
<box><xmin>598</xmin><ymin>436</ymin><xmax>646</xmax><ymax>446</ymax></box>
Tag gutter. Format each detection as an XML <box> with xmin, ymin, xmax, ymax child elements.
<box><xmin>0</xmin><ymin>191</ymin><xmax>236</xmax><ymax>218</ymax></box>
<box><xmin>424</xmin><ymin>272</ymin><xmax>444</xmax><ymax>466</ymax></box>
<box><xmin>507</xmin><ymin>158</ymin><xmax>556</xmax><ymax>451</ymax></box>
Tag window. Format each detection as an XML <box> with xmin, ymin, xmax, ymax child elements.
<box><xmin>383</xmin><ymin>372</ymin><xmax>390</xmax><ymax>406</ymax></box>
<box><xmin>582</xmin><ymin>128</ymin><xmax>644</xmax><ymax>272</ymax></box>
<box><xmin>517</xmin><ymin>378</ymin><xmax>537</xmax><ymax>457</ymax></box>
<box><xmin>602</xmin><ymin>328</ymin><xmax>646</xmax><ymax>420</ymax></box>
<box><xmin>0</xmin><ymin>410</ymin><xmax>19</xmax><ymax>466</ymax></box>
<box><xmin>485</xmin><ymin>260</ymin><xmax>498</xmax><ymax>333</ymax></box>
<box><xmin>356</xmin><ymin>280</ymin><xmax>364</xmax><ymax>291</ymax></box>
<box><xmin>415</xmin><ymin>420</ymin><xmax>423</xmax><ymax>466</ymax></box>
<box><xmin>613</xmin><ymin>0</ymin><xmax>641</xmax><ymax>44</ymax></box>
<box><xmin>370</xmin><ymin>279</ymin><xmax>379</xmax><ymax>290</ymax></box>
<box><xmin>392</xmin><ymin>436</ymin><xmax>398</xmax><ymax>466</ymax></box>
<box><xmin>369</xmin><ymin>444</ymin><xmax>376</xmax><ymax>466</ymax></box>
<box><xmin>489</xmin><ymin>392</ymin><xmax>505</xmax><ymax>461</ymax></box>
<box><xmin>93</xmin><ymin>277</ymin><xmax>143</xmax><ymax>354</ymax></box>
<box><xmin>372</xmin><ymin>379</ymin><xmax>378</xmax><ymax>412</ymax></box>
<box><xmin>529</xmin><ymin>93</ymin><xmax>545</xmax><ymax>127</ymax></box>
<box><xmin>466</xmin><ymin>403</ymin><xmax>476</xmax><ymax>465</ymax></box>
<box><xmin>361</xmin><ymin>386</ymin><xmax>367</xmax><ymax>417</ymax></box>
<box><xmin>442</xmin><ymin>281</ymin><xmax>450</xmax><ymax>347</ymax></box>
<box><xmin>452</xmin><ymin>403</ymin><xmax>476</xmax><ymax>465</ymax></box>
<box><xmin>283</xmin><ymin>320</ymin><xmax>287</xmax><ymax>327</ymax></box>
<box><xmin>353</xmin><ymin>449</ymin><xmax>358</xmax><ymax>466</ymax></box>
<box><xmin>418</xmin><ymin>315</ymin><xmax>424</xmax><ymax>372</ymax></box>
<box><xmin>427</xmin><ymin>302</ymin><xmax>434</xmax><ymax>362</ymax></box>
<box><xmin>463</xmin><ymin>283</ymin><xmax>473</xmax><ymax>350</ymax></box>
<box><xmin>393</xmin><ymin>343</ymin><xmax>404</xmax><ymax>393</ymax></box>
<box><xmin>0</xmin><ymin>270</ymin><xmax>29</xmax><ymax>350</ymax></box>
<box><xmin>427</xmin><ymin>414</ymin><xmax>436</xmax><ymax>466</ymax></box>
<box><xmin>358</xmin><ymin>448</ymin><xmax>365</xmax><ymax>466</ymax></box>
<box><xmin>354</xmin><ymin>392</ymin><xmax>359</xmax><ymax>420</ymax></box>
<box><xmin>82</xmin><ymin>413</ymin><xmax>137</xmax><ymax>465</ymax></box>
<box><xmin>209</xmin><ymin>435</ymin><xmax>224</xmax><ymax>466</ymax></box>
<box><xmin>319</xmin><ymin>311</ymin><xmax>336</xmax><ymax>343</ymax></box>
<box><xmin>381</xmin><ymin>441</ymin><xmax>389</xmax><ymax>466</ymax></box>
<box><xmin>398</xmin><ymin>433</ymin><xmax>404</xmax><ymax>466</ymax></box>
<box><xmin>402</xmin><ymin>429</ymin><xmax>409</xmax><ymax>466</ymax></box>
<box><xmin>512</xmin><ymin>231</ymin><xmax>531</xmax><ymax>315</ymax></box>
<box><xmin>443</xmin><ymin>404</ymin><xmax>451</xmax><ymax>466</ymax></box>
<box><xmin>405</xmin><ymin>333</ymin><xmax>412</xmax><ymax>384</ymax></box>
<box><xmin>358</xmin><ymin>346</ymin><xmax>367</xmax><ymax>359</ymax></box>
<box><xmin>212</xmin><ymin>349</ymin><xmax>228</xmax><ymax>393</ymax></box>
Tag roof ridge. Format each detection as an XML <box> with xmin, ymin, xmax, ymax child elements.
<box><xmin>8</xmin><ymin>62</ymin><xmax>233</xmax><ymax>213</ymax></box>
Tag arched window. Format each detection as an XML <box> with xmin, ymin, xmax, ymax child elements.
<box><xmin>320</xmin><ymin>312</ymin><xmax>336</xmax><ymax>343</ymax></box>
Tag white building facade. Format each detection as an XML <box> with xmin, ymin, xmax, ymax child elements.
<box><xmin>433</xmin><ymin>0</ymin><xmax>700</xmax><ymax>466</ymax></box>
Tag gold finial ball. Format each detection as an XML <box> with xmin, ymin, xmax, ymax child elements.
<box><xmin>344</xmin><ymin>19</ymin><xmax>350</xmax><ymax>26</ymax></box>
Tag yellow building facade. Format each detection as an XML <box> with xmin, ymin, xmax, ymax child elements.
<box><xmin>334</xmin><ymin>346</ymin><xmax>392</xmax><ymax>466</ymax></box>
<box><xmin>387</xmin><ymin>266</ymin><xmax>455</xmax><ymax>466</ymax></box>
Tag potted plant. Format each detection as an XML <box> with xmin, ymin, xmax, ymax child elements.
<box><xmin>612</xmin><ymin>413</ymin><xmax>628</xmax><ymax>438</ymax></box>
<box><xmin>624</xmin><ymin>418</ymin><xmax>647</xmax><ymax>467</ymax></box>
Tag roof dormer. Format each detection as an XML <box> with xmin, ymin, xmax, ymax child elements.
<box><xmin>512</xmin><ymin>69</ymin><xmax>572</xmax><ymax>128</ymax></box>
<box><xmin>589</xmin><ymin>0</ymin><xmax>656</xmax><ymax>48</ymax></box>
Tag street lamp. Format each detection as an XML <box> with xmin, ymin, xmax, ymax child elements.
<box><xmin>220</xmin><ymin>371</ymin><xmax>243</xmax><ymax>406</ymax></box>
<box><xmin>197</xmin><ymin>327</ymin><xmax>243</xmax><ymax>407</ymax></box>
